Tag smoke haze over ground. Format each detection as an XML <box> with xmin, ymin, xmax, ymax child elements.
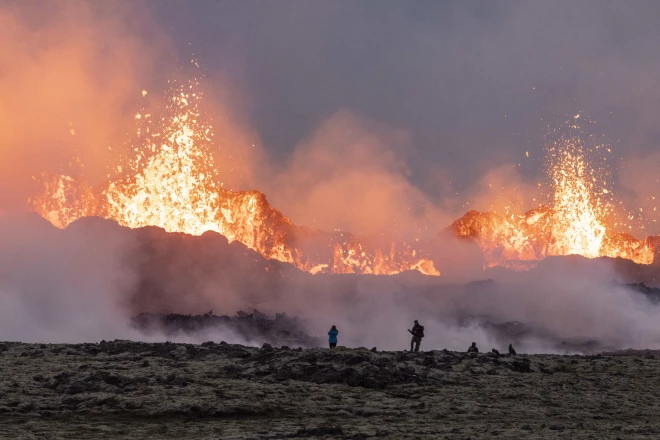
<box><xmin>3</xmin><ymin>1</ymin><xmax>660</xmax><ymax>352</ymax></box>
<box><xmin>2</xmin><ymin>214</ymin><xmax>660</xmax><ymax>353</ymax></box>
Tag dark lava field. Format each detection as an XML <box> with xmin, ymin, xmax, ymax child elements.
<box><xmin>2</xmin><ymin>340</ymin><xmax>660</xmax><ymax>439</ymax></box>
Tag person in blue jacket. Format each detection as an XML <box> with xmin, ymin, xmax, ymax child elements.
<box><xmin>328</xmin><ymin>325</ymin><xmax>339</xmax><ymax>349</ymax></box>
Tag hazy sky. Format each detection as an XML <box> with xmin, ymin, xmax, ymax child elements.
<box><xmin>3</xmin><ymin>0</ymin><xmax>660</xmax><ymax>232</ymax></box>
<box><xmin>5</xmin><ymin>1</ymin><xmax>660</xmax><ymax>348</ymax></box>
<box><xmin>146</xmin><ymin>0</ymin><xmax>660</xmax><ymax>195</ymax></box>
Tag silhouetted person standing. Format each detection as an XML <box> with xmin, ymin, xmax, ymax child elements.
<box><xmin>408</xmin><ymin>320</ymin><xmax>424</xmax><ymax>352</ymax></box>
<box><xmin>508</xmin><ymin>343</ymin><xmax>516</xmax><ymax>355</ymax></box>
<box><xmin>467</xmin><ymin>342</ymin><xmax>479</xmax><ymax>353</ymax></box>
<box><xmin>328</xmin><ymin>325</ymin><xmax>338</xmax><ymax>349</ymax></box>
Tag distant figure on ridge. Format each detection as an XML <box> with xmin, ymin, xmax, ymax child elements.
<box><xmin>328</xmin><ymin>325</ymin><xmax>339</xmax><ymax>349</ymax></box>
<box><xmin>467</xmin><ymin>342</ymin><xmax>479</xmax><ymax>353</ymax></box>
<box><xmin>508</xmin><ymin>343</ymin><xmax>517</xmax><ymax>355</ymax></box>
<box><xmin>491</xmin><ymin>348</ymin><xmax>500</xmax><ymax>356</ymax></box>
<box><xmin>408</xmin><ymin>320</ymin><xmax>424</xmax><ymax>352</ymax></box>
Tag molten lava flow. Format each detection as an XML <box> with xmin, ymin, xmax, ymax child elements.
<box><xmin>450</xmin><ymin>132</ymin><xmax>657</xmax><ymax>268</ymax></box>
<box><xmin>29</xmin><ymin>81</ymin><xmax>439</xmax><ymax>276</ymax></box>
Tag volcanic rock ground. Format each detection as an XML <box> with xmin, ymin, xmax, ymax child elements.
<box><xmin>2</xmin><ymin>341</ymin><xmax>660</xmax><ymax>439</ymax></box>
<box><xmin>132</xmin><ymin>310</ymin><xmax>322</xmax><ymax>348</ymax></box>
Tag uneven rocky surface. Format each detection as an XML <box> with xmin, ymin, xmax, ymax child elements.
<box><xmin>3</xmin><ymin>341</ymin><xmax>660</xmax><ymax>439</ymax></box>
<box><xmin>132</xmin><ymin>310</ymin><xmax>321</xmax><ymax>347</ymax></box>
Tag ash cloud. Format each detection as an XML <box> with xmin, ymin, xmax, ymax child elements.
<box><xmin>0</xmin><ymin>214</ymin><xmax>138</xmax><ymax>342</ymax></box>
<box><xmin>5</xmin><ymin>1</ymin><xmax>659</xmax><ymax>239</ymax></box>
<box><xmin>0</xmin><ymin>0</ymin><xmax>172</xmax><ymax>210</ymax></box>
<box><xmin>3</xmin><ymin>213</ymin><xmax>660</xmax><ymax>354</ymax></box>
<box><xmin>263</xmin><ymin>110</ymin><xmax>452</xmax><ymax>238</ymax></box>
<box><xmin>461</xmin><ymin>163</ymin><xmax>542</xmax><ymax>216</ymax></box>
<box><xmin>3</xmin><ymin>1</ymin><xmax>660</xmax><ymax>354</ymax></box>
<box><xmin>150</xmin><ymin>1</ymin><xmax>660</xmax><ymax>207</ymax></box>
<box><xmin>618</xmin><ymin>152</ymin><xmax>660</xmax><ymax>235</ymax></box>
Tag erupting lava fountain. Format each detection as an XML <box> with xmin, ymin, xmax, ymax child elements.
<box><xmin>28</xmin><ymin>83</ymin><xmax>659</xmax><ymax>275</ymax></box>
<box><xmin>450</xmin><ymin>123</ymin><xmax>658</xmax><ymax>269</ymax></box>
<box><xmin>28</xmin><ymin>80</ymin><xmax>439</xmax><ymax>276</ymax></box>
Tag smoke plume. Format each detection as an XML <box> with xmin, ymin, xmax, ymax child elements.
<box><xmin>2</xmin><ymin>213</ymin><xmax>660</xmax><ymax>354</ymax></box>
<box><xmin>3</xmin><ymin>1</ymin><xmax>660</xmax><ymax>355</ymax></box>
<box><xmin>0</xmin><ymin>0</ymin><xmax>169</xmax><ymax>209</ymax></box>
<box><xmin>264</xmin><ymin>110</ymin><xmax>451</xmax><ymax>238</ymax></box>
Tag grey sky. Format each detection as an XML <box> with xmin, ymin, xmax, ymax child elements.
<box><xmin>145</xmin><ymin>0</ymin><xmax>660</xmax><ymax>200</ymax></box>
<box><xmin>2</xmin><ymin>0</ymin><xmax>660</xmax><ymax>232</ymax></box>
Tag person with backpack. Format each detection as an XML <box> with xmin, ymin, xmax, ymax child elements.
<box><xmin>328</xmin><ymin>325</ymin><xmax>339</xmax><ymax>349</ymax></box>
<box><xmin>408</xmin><ymin>320</ymin><xmax>424</xmax><ymax>352</ymax></box>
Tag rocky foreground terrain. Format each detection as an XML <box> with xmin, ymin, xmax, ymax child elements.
<box><xmin>2</xmin><ymin>341</ymin><xmax>660</xmax><ymax>439</ymax></box>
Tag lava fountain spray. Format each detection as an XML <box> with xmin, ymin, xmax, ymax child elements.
<box><xmin>104</xmin><ymin>79</ymin><xmax>223</xmax><ymax>236</ymax></box>
<box><xmin>545</xmin><ymin>126</ymin><xmax>610</xmax><ymax>258</ymax></box>
<box><xmin>450</xmin><ymin>119</ymin><xmax>655</xmax><ymax>268</ymax></box>
<box><xmin>29</xmin><ymin>79</ymin><xmax>439</xmax><ymax>276</ymax></box>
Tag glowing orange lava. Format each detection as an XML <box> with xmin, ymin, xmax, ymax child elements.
<box><xmin>547</xmin><ymin>133</ymin><xmax>609</xmax><ymax>258</ymax></box>
<box><xmin>104</xmin><ymin>81</ymin><xmax>224</xmax><ymax>237</ymax></box>
<box><xmin>29</xmin><ymin>81</ymin><xmax>439</xmax><ymax>276</ymax></box>
<box><xmin>29</xmin><ymin>81</ymin><xmax>656</xmax><ymax>274</ymax></box>
<box><xmin>451</xmin><ymin>128</ymin><xmax>656</xmax><ymax>268</ymax></box>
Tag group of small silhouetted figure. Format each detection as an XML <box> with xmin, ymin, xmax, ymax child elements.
<box><xmin>327</xmin><ymin>320</ymin><xmax>518</xmax><ymax>355</ymax></box>
<box><xmin>469</xmin><ymin>341</ymin><xmax>517</xmax><ymax>356</ymax></box>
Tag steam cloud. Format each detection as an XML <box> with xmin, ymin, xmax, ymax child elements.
<box><xmin>0</xmin><ymin>1</ymin><xmax>168</xmax><ymax>209</ymax></box>
<box><xmin>264</xmin><ymin>110</ymin><xmax>451</xmax><ymax>237</ymax></box>
<box><xmin>2</xmin><ymin>213</ymin><xmax>660</xmax><ymax>353</ymax></box>
<box><xmin>2</xmin><ymin>1</ymin><xmax>660</xmax><ymax>353</ymax></box>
